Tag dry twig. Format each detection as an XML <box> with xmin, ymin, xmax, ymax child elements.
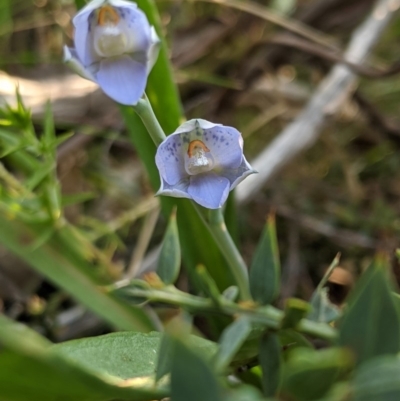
<box><xmin>237</xmin><ymin>0</ymin><xmax>400</xmax><ymax>204</ymax></box>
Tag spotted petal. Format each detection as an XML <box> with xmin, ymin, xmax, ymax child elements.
<box><xmin>155</xmin><ymin>133</ymin><xmax>186</xmax><ymax>186</ymax></box>
<box><xmin>202</xmin><ymin>126</ymin><xmax>243</xmax><ymax>169</ymax></box>
<box><xmin>96</xmin><ymin>55</ymin><xmax>147</xmax><ymax>105</ymax></box>
<box><xmin>118</xmin><ymin>5</ymin><xmax>151</xmax><ymax>53</ymax></box>
<box><xmin>73</xmin><ymin>7</ymin><xmax>98</xmax><ymax>66</ymax></box>
<box><xmin>188</xmin><ymin>172</ymin><xmax>230</xmax><ymax>209</ymax></box>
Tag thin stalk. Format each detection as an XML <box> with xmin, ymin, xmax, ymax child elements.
<box><xmin>132</xmin><ymin>94</ymin><xmax>167</xmax><ymax>145</ymax></box>
<box><xmin>203</xmin><ymin>207</ymin><xmax>251</xmax><ymax>300</ymax></box>
<box><xmin>110</xmin><ymin>285</ymin><xmax>337</xmax><ymax>343</ymax></box>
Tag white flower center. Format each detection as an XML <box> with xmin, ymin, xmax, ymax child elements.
<box><xmin>185</xmin><ymin>140</ymin><xmax>214</xmax><ymax>175</ymax></box>
<box><xmin>93</xmin><ymin>6</ymin><xmax>128</xmax><ymax>58</ymax></box>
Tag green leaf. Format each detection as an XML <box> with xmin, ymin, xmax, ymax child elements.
<box><xmin>281</xmin><ymin>347</ymin><xmax>353</xmax><ymax>401</ymax></box>
<box><xmin>54</xmin><ymin>331</ymin><xmax>217</xmax><ymax>381</ymax></box>
<box><xmin>259</xmin><ymin>332</ymin><xmax>282</xmax><ymax>397</ymax></box>
<box><xmin>249</xmin><ymin>214</ymin><xmax>281</xmax><ymax>305</ymax></box>
<box><xmin>214</xmin><ymin>316</ymin><xmax>253</xmax><ymax>372</ymax></box>
<box><xmin>157</xmin><ymin>208</ymin><xmax>181</xmax><ymax>284</ymax></box>
<box><xmin>0</xmin><ymin>315</ymin><xmax>167</xmax><ymax>401</ymax></box>
<box><xmin>171</xmin><ymin>339</ymin><xmax>223</xmax><ymax>401</ymax></box>
<box><xmin>338</xmin><ymin>258</ymin><xmax>400</xmax><ymax>364</ymax></box>
<box><xmin>194</xmin><ymin>264</ymin><xmax>222</xmax><ymax>304</ymax></box>
<box><xmin>54</xmin><ymin>332</ymin><xmax>162</xmax><ymax>379</ymax></box>
<box><xmin>43</xmin><ymin>101</ymin><xmax>55</xmax><ymax>153</ymax></box>
<box><xmin>223</xmin><ymin>385</ymin><xmax>270</xmax><ymax>401</ymax></box>
<box><xmin>155</xmin><ymin>334</ymin><xmax>173</xmax><ymax>382</ymax></box>
<box><xmin>222</xmin><ymin>285</ymin><xmax>239</xmax><ymax>302</ymax></box>
<box><xmin>278</xmin><ymin>329</ymin><xmax>313</xmax><ymax>352</ymax></box>
<box><xmin>281</xmin><ymin>298</ymin><xmax>311</xmax><ymax>330</ymax></box>
<box><xmin>351</xmin><ymin>356</ymin><xmax>400</xmax><ymax>401</ymax></box>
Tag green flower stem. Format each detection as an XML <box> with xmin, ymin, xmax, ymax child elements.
<box><xmin>132</xmin><ymin>94</ymin><xmax>167</xmax><ymax>146</ymax></box>
<box><xmin>133</xmin><ymin>95</ymin><xmax>251</xmax><ymax>300</ymax></box>
<box><xmin>200</xmin><ymin>207</ymin><xmax>251</xmax><ymax>301</ymax></box>
<box><xmin>111</xmin><ymin>285</ymin><xmax>337</xmax><ymax>343</ymax></box>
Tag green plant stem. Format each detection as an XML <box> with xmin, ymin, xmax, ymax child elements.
<box><xmin>132</xmin><ymin>94</ymin><xmax>167</xmax><ymax>146</ymax></box>
<box><xmin>111</xmin><ymin>285</ymin><xmax>337</xmax><ymax>343</ymax></box>
<box><xmin>202</xmin><ymin>207</ymin><xmax>251</xmax><ymax>300</ymax></box>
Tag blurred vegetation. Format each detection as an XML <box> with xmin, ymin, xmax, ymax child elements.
<box><xmin>1</xmin><ymin>0</ymin><xmax>400</xmax><ymax>340</ymax></box>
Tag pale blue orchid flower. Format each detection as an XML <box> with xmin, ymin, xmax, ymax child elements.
<box><xmin>156</xmin><ymin>119</ymin><xmax>256</xmax><ymax>209</ymax></box>
<box><xmin>64</xmin><ymin>0</ymin><xmax>160</xmax><ymax>105</ymax></box>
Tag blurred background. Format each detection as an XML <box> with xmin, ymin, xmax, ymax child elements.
<box><xmin>1</xmin><ymin>0</ymin><xmax>400</xmax><ymax>340</ymax></box>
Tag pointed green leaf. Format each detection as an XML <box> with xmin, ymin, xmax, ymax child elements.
<box><xmin>282</xmin><ymin>347</ymin><xmax>353</xmax><ymax>401</ymax></box>
<box><xmin>157</xmin><ymin>208</ymin><xmax>181</xmax><ymax>284</ymax></box>
<box><xmin>250</xmin><ymin>214</ymin><xmax>281</xmax><ymax>305</ymax></box>
<box><xmin>171</xmin><ymin>339</ymin><xmax>223</xmax><ymax>401</ymax></box>
<box><xmin>338</xmin><ymin>258</ymin><xmax>400</xmax><ymax>364</ymax></box>
<box><xmin>351</xmin><ymin>356</ymin><xmax>400</xmax><ymax>401</ymax></box>
<box><xmin>155</xmin><ymin>335</ymin><xmax>173</xmax><ymax>382</ymax></box>
<box><xmin>195</xmin><ymin>264</ymin><xmax>222</xmax><ymax>304</ymax></box>
<box><xmin>281</xmin><ymin>298</ymin><xmax>311</xmax><ymax>330</ymax></box>
<box><xmin>259</xmin><ymin>332</ymin><xmax>282</xmax><ymax>397</ymax></box>
<box><xmin>214</xmin><ymin>316</ymin><xmax>253</xmax><ymax>372</ymax></box>
<box><xmin>43</xmin><ymin>101</ymin><xmax>55</xmax><ymax>149</ymax></box>
<box><xmin>222</xmin><ymin>285</ymin><xmax>239</xmax><ymax>302</ymax></box>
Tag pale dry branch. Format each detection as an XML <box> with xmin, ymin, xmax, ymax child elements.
<box><xmin>237</xmin><ymin>0</ymin><xmax>400</xmax><ymax>204</ymax></box>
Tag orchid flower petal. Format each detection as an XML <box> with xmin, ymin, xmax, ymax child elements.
<box><xmin>73</xmin><ymin>8</ymin><xmax>97</xmax><ymax>66</ymax></box>
<box><xmin>174</xmin><ymin>119</ymin><xmax>221</xmax><ymax>135</ymax></box>
<box><xmin>155</xmin><ymin>119</ymin><xmax>254</xmax><ymax>209</ymax></box>
<box><xmin>156</xmin><ymin>177</ymin><xmax>191</xmax><ymax>199</ymax></box>
<box><xmin>63</xmin><ymin>46</ymin><xmax>96</xmax><ymax>81</ymax></box>
<box><xmin>219</xmin><ymin>156</ymin><xmax>257</xmax><ymax>190</ymax></box>
<box><xmin>188</xmin><ymin>173</ymin><xmax>230</xmax><ymax>209</ymax></box>
<box><xmin>202</xmin><ymin>126</ymin><xmax>243</xmax><ymax>169</ymax></box>
<box><xmin>155</xmin><ymin>133</ymin><xmax>186</xmax><ymax>185</ymax></box>
<box><xmin>118</xmin><ymin>6</ymin><xmax>151</xmax><ymax>53</ymax></box>
<box><xmin>147</xmin><ymin>27</ymin><xmax>161</xmax><ymax>72</ymax></box>
<box><xmin>96</xmin><ymin>55</ymin><xmax>146</xmax><ymax>105</ymax></box>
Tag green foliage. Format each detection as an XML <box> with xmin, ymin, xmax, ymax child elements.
<box><xmin>0</xmin><ymin>315</ymin><xmax>166</xmax><ymax>401</ymax></box>
<box><xmin>351</xmin><ymin>356</ymin><xmax>400</xmax><ymax>401</ymax></box>
<box><xmin>338</xmin><ymin>258</ymin><xmax>400</xmax><ymax>364</ymax></box>
<box><xmin>281</xmin><ymin>298</ymin><xmax>311</xmax><ymax>330</ymax></box>
<box><xmin>281</xmin><ymin>347</ymin><xmax>353</xmax><ymax>401</ymax></box>
<box><xmin>170</xmin><ymin>339</ymin><xmax>223</xmax><ymax>401</ymax></box>
<box><xmin>259</xmin><ymin>332</ymin><xmax>282</xmax><ymax>397</ymax></box>
<box><xmin>54</xmin><ymin>331</ymin><xmax>217</xmax><ymax>380</ymax></box>
<box><xmin>0</xmin><ymin>97</ymin><xmax>154</xmax><ymax>332</ymax></box>
<box><xmin>214</xmin><ymin>316</ymin><xmax>253</xmax><ymax>372</ymax></box>
<box><xmin>250</xmin><ymin>214</ymin><xmax>281</xmax><ymax>305</ymax></box>
<box><xmin>157</xmin><ymin>208</ymin><xmax>181</xmax><ymax>284</ymax></box>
